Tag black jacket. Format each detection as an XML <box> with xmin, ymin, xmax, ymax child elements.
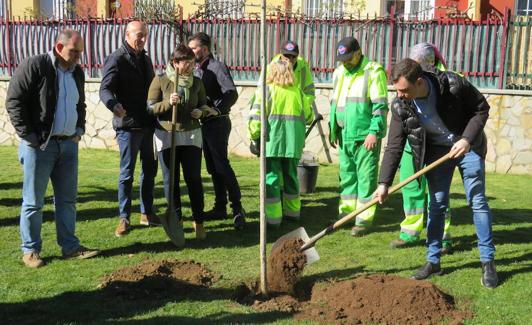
<box><xmin>193</xmin><ymin>55</ymin><xmax>238</xmax><ymax>123</ymax></box>
<box><xmin>379</xmin><ymin>71</ymin><xmax>490</xmax><ymax>186</ymax></box>
<box><xmin>5</xmin><ymin>52</ymin><xmax>86</xmax><ymax>148</ymax></box>
<box><xmin>99</xmin><ymin>42</ymin><xmax>155</xmax><ymax>130</ymax></box>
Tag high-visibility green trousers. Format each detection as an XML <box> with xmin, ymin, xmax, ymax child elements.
<box><xmin>266</xmin><ymin>158</ymin><xmax>301</xmax><ymax>226</ymax></box>
<box><xmin>338</xmin><ymin>140</ymin><xmax>381</xmax><ymax>227</ymax></box>
<box><xmin>399</xmin><ymin>148</ymin><xmax>452</xmax><ymax>243</ymax></box>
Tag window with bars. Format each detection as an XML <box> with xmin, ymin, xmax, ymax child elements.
<box><xmin>205</xmin><ymin>0</ymin><xmax>245</xmax><ymax>19</ymax></box>
<box><xmin>406</xmin><ymin>0</ymin><xmax>434</xmax><ymax>20</ymax></box>
<box><xmin>385</xmin><ymin>0</ymin><xmax>405</xmax><ymax>17</ymax></box>
<box><xmin>516</xmin><ymin>0</ymin><xmax>532</xmax><ymax>15</ymax></box>
<box><xmin>304</xmin><ymin>0</ymin><xmax>344</xmax><ymax>19</ymax></box>
<box><xmin>39</xmin><ymin>0</ymin><xmax>76</xmax><ymax>19</ymax></box>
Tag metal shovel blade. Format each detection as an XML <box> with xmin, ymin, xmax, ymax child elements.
<box><xmin>271</xmin><ymin>226</ymin><xmax>320</xmax><ymax>266</ymax></box>
<box><xmin>161</xmin><ymin>209</ymin><xmax>185</xmax><ymax>248</ymax></box>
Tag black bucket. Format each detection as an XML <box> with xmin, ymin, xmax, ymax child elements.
<box><xmin>297</xmin><ymin>162</ymin><xmax>319</xmax><ymax>194</ymax></box>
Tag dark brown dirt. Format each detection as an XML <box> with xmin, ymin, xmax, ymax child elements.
<box><xmin>297</xmin><ymin>274</ymin><xmax>472</xmax><ymax>325</ymax></box>
<box><xmin>99</xmin><ymin>259</ymin><xmax>219</xmax><ymax>299</ymax></box>
<box><xmin>235</xmin><ymin>274</ymin><xmax>471</xmax><ymax>324</ymax></box>
<box><xmin>267</xmin><ymin>238</ymin><xmax>307</xmax><ymax>294</ymax></box>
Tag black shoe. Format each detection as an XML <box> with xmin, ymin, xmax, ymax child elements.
<box><xmin>481</xmin><ymin>261</ymin><xmax>498</xmax><ymax>289</ymax></box>
<box><xmin>411</xmin><ymin>262</ymin><xmax>442</xmax><ymax>280</ymax></box>
<box><xmin>233</xmin><ymin>209</ymin><xmax>246</xmax><ymax>230</ymax></box>
<box><xmin>204</xmin><ymin>208</ymin><xmax>228</xmax><ymax>221</ymax></box>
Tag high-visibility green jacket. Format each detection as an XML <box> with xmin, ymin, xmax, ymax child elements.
<box><xmin>248</xmin><ymin>83</ymin><xmax>313</xmax><ymax>158</ymax></box>
<box><xmin>329</xmin><ymin>56</ymin><xmax>388</xmax><ymax>144</ymax></box>
<box><xmin>250</xmin><ymin>54</ymin><xmax>315</xmax><ymax>111</ymax></box>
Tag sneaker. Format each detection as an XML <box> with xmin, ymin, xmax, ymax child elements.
<box><xmin>481</xmin><ymin>261</ymin><xmax>498</xmax><ymax>289</ymax></box>
<box><xmin>351</xmin><ymin>226</ymin><xmax>369</xmax><ymax>237</ymax></box>
<box><xmin>204</xmin><ymin>208</ymin><xmax>228</xmax><ymax>221</ymax></box>
<box><xmin>115</xmin><ymin>218</ymin><xmax>130</xmax><ymax>237</ymax></box>
<box><xmin>441</xmin><ymin>240</ymin><xmax>454</xmax><ymax>255</ymax></box>
<box><xmin>193</xmin><ymin>222</ymin><xmax>207</xmax><ymax>240</ymax></box>
<box><xmin>140</xmin><ymin>213</ymin><xmax>161</xmax><ymax>226</ymax></box>
<box><xmin>412</xmin><ymin>262</ymin><xmax>442</xmax><ymax>280</ymax></box>
<box><xmin>22</xmin><ymin>252</ymin><xmax>45</xmax><ymax>268</ymax></box>
<box><xmin>233</xmin><ymin>209</ymin><xmax>247</xmax><ymax>230</ymax></box>
<box><xmin>63</xmin><ymin>246</ymin><xmax>100</xmax><ymax>260</ymax></box>
<box><xmin>390</xmin><ymin>238</ymin><xmax>416</xmax><ymax>249</ymax></box>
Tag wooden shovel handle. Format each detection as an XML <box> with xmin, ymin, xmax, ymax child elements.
<box><xmin>300</xmin><ymin>153</ymin><xmax>452</xmax><ymax>251</ymax></box>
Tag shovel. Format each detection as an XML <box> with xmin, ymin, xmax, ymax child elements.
<box><xmin>274</xmin><ymin>153</ymin><xmax>453</xmax><ymax>265</ymax></box>
<box><xmin>160</xmin><ymin>73</ymin><xmax>185</xmax><ymax>248</ymax></box>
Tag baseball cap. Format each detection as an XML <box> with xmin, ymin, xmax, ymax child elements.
<box><xmin>281</xmin><ymin>41</ymin><xmax>299</xmax><ymax>57</ymax></box>
<box><xmin>409</xmin><ymin>43</ymin><xmax>436</xmax><ymax>67</ymax></box>
<box><xmin>335</xmin><ymin>37</ymin><xmax>360</xmax><ymax>62</ymax></box>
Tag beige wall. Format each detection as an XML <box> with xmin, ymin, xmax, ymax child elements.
<box><xmin>9</xmin><ymin>0</ymin><xmax>39</xmax><ymax>17</ymax></box>
<box><xmin>1</xmin><ymin>78</ymin><xmax>530</xmax><ymax>174</ymax></box>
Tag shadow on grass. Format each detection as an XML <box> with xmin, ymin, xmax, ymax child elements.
<box><xmin>0</xmin><ymin>281</ymin><xmax>291</xmax><ymax>324</ymax></box>
<box><xmin>0</xmin><ymin>181</ymin><xmax>22</xmax><ymax>191</ymax></box>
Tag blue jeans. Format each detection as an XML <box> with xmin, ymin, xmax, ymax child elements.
<box><xmin>425</xmin><ymin>150</ymin><xmax>495</xmax><ymax>264</ymax></box>
<box><xmin>116</xmin><ymin>128</ymin><xmax>157</xmax><ymax>220</ymax></box>
<box><xmin>18</xmin><ymin>139</ymin><xmax>80</xmax><ymax>255</ymax></box>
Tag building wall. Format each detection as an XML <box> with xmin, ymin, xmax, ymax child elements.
<box><xmin>435</xmin><ymin>0</ymin><xmax>514</xmax><ymax>19</ymax></box>
<box><xmin>1</xmin><ymin>78</ymin><xmax>530</xmax><ymax>174</ymax></box>
<box><xmin>9</xmin><ymin>0</ymin><xmax>38</xmax><ymax>17</ymax></box>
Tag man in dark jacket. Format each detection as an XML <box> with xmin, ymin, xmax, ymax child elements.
<box><xmin>6</xmin><ymin>29</ymin><xmax>99</xmax><ymax>268</ymax></box>
<box><xmin>374</xmin><ymin>59</ymin><xmax>498</xmax><ymax>289</ymax></box>
<box><xmin>188</xmin><ymin>32</ymin><xmax>246</xmax><ymax>230</ymax></box>
<box><xmin>100</xmin><ymin>21</ymin><xmax>158</xmax><ymax>237</ymax></box>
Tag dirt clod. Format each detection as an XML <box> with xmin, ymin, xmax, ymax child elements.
<box><xmin>267</xmin><ymin>238</ymin><xmax>307</xmax><ymax>294</ymax></box>
<box><xmin>99</xmin><ymin>259</ymin><xmax>219</xmax><ymax>299</ymax></box>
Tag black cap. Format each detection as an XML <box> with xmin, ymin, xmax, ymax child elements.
<box><xmin>281</xmin><ymin>41</ymin><xmax>299</xmax><ymax>56</ymax></box>
<box><xmin>335</xmin><ymin>37</ymin><xmax>360</xmax><ymax>62</ymax></box>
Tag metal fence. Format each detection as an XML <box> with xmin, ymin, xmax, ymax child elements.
<box><xmin>0</xmin><ymin>8</ymin><xmax>528</xmax><ymax>89</ymax></box>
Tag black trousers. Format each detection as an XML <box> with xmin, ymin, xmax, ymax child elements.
<box><xmin>159</xmin><ymin>145</ymin><xmax>204</xmax><ymax>223</ymax></box>
<box><xmin>202</xmin><ymin>116</ymin><xmax>242</xmax><ymax>212</ymax></box>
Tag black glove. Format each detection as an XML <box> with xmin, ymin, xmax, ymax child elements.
<box><xmin>249</xmin><ymin>139</ymin><xmax>260</xmax><ymax>157</ymax></box>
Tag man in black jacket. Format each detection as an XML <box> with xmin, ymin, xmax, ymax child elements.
<box><xmin>100</xmin><ymin>21</ymin><xmax>158</xmax><ymax>237</ymax></box>
<box><xmin>374</xmin><ymin>59</ymin><xmax>498</xmax><ymax>289</ymax></box>
<box><xmin>188</xmin><ymin>32</ymin><xmax>246</xmax><ymax>230</ymax></box>
<box><xmin>6</xmin><ymin>29</ymin><xmax>99</xmax><ymax>268</ymax></box>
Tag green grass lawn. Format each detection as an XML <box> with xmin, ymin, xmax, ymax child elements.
<box><xmin>0</xmin><ymin>146</ymin><xmax>531</xmax><ymax>324</ymax></box>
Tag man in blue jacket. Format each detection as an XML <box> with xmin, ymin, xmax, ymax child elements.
<box><xmin>100</xmin><ymin>21</ymin><xmax>158</xmax><ymax>237</ymax></box>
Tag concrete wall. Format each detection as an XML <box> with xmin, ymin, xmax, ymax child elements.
<box><xmin>0</xmin><ymin>78</ymin><xmax>531</xmax><ymax>174</ymax></box>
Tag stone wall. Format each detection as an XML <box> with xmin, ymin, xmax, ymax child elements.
<box><xmin>1</xmin><ymin>78</ymin><xmax>531</xmax><ymax>174</ymax></box>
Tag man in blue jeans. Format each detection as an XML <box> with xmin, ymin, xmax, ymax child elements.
<box><xmin>6</xmin><ymin>29</ymin><xmax>99</xmax><ymax>268</ymax></box>
<box><xmin>100</xmin><ymin>21</ymin><xmax>159</xmax><ymax>237</ymax></box>
<box><xmin>374</xmin><ymin>58</ymin><xmax>498</xmax><ymax>289</ymax></box>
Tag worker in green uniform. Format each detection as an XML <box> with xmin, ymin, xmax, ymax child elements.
<box><xmin>329</xmin><ymin>37</ymin><xmax>388</xmax><ymax>236</ymax></box>
<box><xmin>248</xmin><ymin>59</ymin><xmax>313</xmax><ymax>226</ymax></box>
<box><xmin>251</xmin><ymin>40</ymin><xmax>315</xmax><ymax>118</ymax></box>
<box><xmin>390</xmin><ymin>43</ymin><xmax>453</xmax><ymax>254</ymax></box>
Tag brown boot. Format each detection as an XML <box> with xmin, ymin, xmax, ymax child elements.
<box><xmin>140</xmin><ymin>213</ymin><xmax>161</xmax><ymax>226</ymax></box>
<box><xmin>63</xmin><ymin>246</ymin><xmax>100</xmax><ymax>260</ymax></box>
<box><xmin>193</xmin><ymin>222</ymin><xmax>206</xmax><ymax>240</ymax></box>
<box><xmin>115</xmin><ymin>218</ymin><xmax>130</xmax><ymax>237</ymax></box>
<box><xmin>351</xmin><ymin>226</ymin><xmax>369</xmax><ymax>237</ymax></box>
<box><xmin>22</xmin><ymin>252</ymin><xmax>45</xmax><ymax>268</ymax></box>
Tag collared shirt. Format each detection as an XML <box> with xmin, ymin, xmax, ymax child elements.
<box><xmin>413</xmin><ymin>77</ymin><xmax>456</xmax><ymax>146</ymax></box>
<box><xmin>50</xmin><ymin>59</ymin><xmax>79</xmax><ymax>137</ymax></box>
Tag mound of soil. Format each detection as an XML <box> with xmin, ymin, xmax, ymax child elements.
<box><xmin>99</xmin><ymin>259</ymin><xmax>219</xmax><ymax>299</ymax></box>
<box><xmin>235</xmin><ymin>274</ymin><xmax>471</xmax><ymax>324</ymax></box>
<box><xmin>267</xmin><ymin>238</ymin><xmax>307</xmax><ymax>294</ymax></box>
<box><xmin>298</xmin><ymin>274</ymin><xmax>471</xmax><ymax>324</ymax></box>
